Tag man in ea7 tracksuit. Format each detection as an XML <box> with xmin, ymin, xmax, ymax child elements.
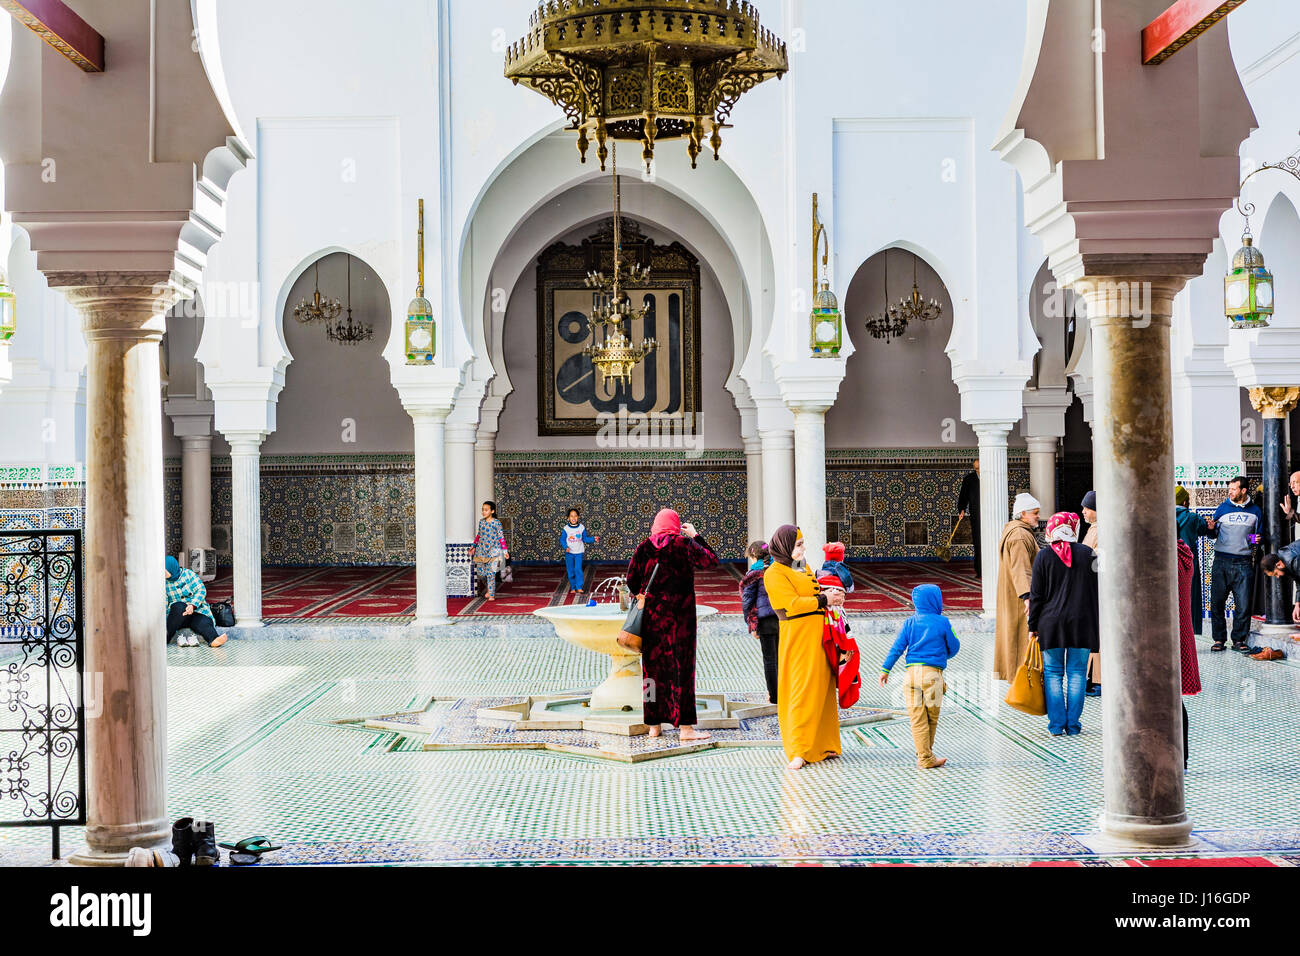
<box><xmin>1209</xmin><ymin>476</ymin><xmax>1263</xmax><ymax>651</ymax></box>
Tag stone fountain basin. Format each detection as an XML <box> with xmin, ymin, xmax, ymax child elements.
<box><xmin>533</xmin><ymin>602</ymin><xmax>718</xmax><ymax>655</ymax></box>
<box><xmin>533</xmin><ymin>603</ymin><xmax>718</xmax><ymax>711</ymax></box>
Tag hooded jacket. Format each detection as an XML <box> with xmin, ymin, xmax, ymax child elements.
<box><xmin>740</xmin><ymin>567</ymin><xmax>775</xmax><ymax>631</ymax></box>
<box><xmin>881</xmin><ymin>584</ymin><xmax>960</xmax><ymax>672</ymax></box>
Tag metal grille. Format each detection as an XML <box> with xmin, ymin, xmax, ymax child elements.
<box><xmin>0</xmin><ymin>530</ymin><xmax>86</xmax><ymax>858</ymax></box>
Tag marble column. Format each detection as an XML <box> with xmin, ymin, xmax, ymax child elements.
<box><xmin>474</xmin><ymin>433</ymin><xmax>496</xmax><ymax>512</ymax></box>
<box><xmin>47</xmin><ymin>272</ymin><xmax>182</xmax><ymax>865</ymax></box>
<box><xmin>180</xmin><ymin>435</ymin><xmax>213</xmax><ymax>556</ymax></box>
<box><xmin>744</xmin><ymin>436</ymin><xmax>764</xmax><ymax>544</ymax></box>
<box><xmin>1248</xmin><ymin>387</ymin><xmax>1300</xmax><ymax>628</ymax></box>
<box><xmin>1075</xmin><ymin>274</ymin><xmax>1190</xmax><ymax>846</ymax></box>
<box><xmin>972</xmin><ymin>423</ymin><xmax>1012</xmax><ymax>617</ymax></box>
<box><xmin>759</xmin><ymin>429</ymin><xmax>795</xmax><ymax>538</ymax></box>
<box><xmin>444</xmin><ymin>423</ymin><xmax>477</xmax><ymax>542</ymax></box>
<box><xmin>792</xmin><ymin>404</ymin><xmax>830</xmax><ymax>570</ymax></box>
<box><xmin>226</xmin><ymin>432</ymin><xmax>265</xmax><ymax>627</ymax></box>
<box><xmin>410</xmin><ymin>406</ymin><xmax>450</xmax><ymax>625</ymax></box>
<box><xmin>1025</xmin><ymin>436</ymin><xmax>1058</xmax><ymax>516</ymax></box>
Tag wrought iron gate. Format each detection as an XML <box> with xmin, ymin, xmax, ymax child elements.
<box><xmin>0</xmin><ymin>529</ymin><xmax>86</xmax><ymax>859</ymax></box>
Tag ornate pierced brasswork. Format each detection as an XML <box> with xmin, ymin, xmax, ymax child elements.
<box><xmin>0</xmin><ymin>530</ymin><xmax>85</xmax><ymax>858</ymax></box>
<box><xmin>505</xmin><ymin>0</ymin><xmax>789</xmax><ymax>171</ymax></box>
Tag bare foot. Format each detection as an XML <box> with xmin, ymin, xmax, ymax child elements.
<box><xmin>209</xmin><ymin>634</ymin><xmax>228</xmax><ymax>649</ymax></box>
<box><xmin>918</xmin><ymin>757</ymin><xmax>947</xmax><ymax>769</ymax></box>
<box><xmin>648</xmin><ymin>726</ymin><xmax>662</xmax><ymax>738</ymax></box>
<box><xmin>680</xmin><ymin>728</ymin><xmax>711</xmax><ymax>741</ymax></box>
<box><xmin>787</xmin><ymin>756</ymin><xmax>806</xmax><ymax>770</ymax></box>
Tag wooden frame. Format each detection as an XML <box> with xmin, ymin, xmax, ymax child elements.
<box><xmin>536</xmin><ymin>220</ymin><xmax>702</xmax><ymax>437</ymax></box>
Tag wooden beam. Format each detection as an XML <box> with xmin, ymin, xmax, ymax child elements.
<box><xmin>0</xmin><ymin>0</ymin><xmax>104</xmax><ymax>72</ymax></box>
<box><xmin>1142</xmin><ymin>0</ymin><xmax>1247</xmax><ymax>65</ymax></box>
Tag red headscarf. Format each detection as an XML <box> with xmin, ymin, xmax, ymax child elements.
<box><xmin>1045</xmin><ymin>512</ymin><xmax>1080</xmax><ymax>567</ymax></box>
<box><xmin>649</xmin><ymin>508</ymin><xmax>682</xmax><ymax>548</ymax></box>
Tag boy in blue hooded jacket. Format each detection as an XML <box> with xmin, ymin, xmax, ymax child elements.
<box><xmin>879</xmin><ymin>584</ymin><xmax>960</xmax><ymax>769</ymax></box>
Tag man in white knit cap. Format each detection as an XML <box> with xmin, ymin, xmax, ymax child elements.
<box><xmin>994</xmin><ymin>493</ymin><xmax>1042</xmax><ymax>681</ymax></box>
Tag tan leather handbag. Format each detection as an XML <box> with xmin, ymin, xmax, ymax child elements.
<box><xmin>1004</xmin><ymin>636</ymin><xmax>1047</xmax><ymax>716</ymax></box>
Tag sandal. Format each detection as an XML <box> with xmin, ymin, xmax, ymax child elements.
<box><xmin>1211</xmin><ymin>642</ymin><xmax>1226</xmax><ymax>652</ymax></box>
<box><xmin>217</xmin><ymin>836</ymin><xmax>282</xmax><ymax>858</ymax></box>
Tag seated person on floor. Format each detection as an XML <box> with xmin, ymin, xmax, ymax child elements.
<box><xmin>165</xmin><ymin>555</ymin><xmax>226</xmax><ymax>648</ymax></box>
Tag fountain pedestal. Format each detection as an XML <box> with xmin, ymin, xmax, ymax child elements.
<box><xmin>533</xmin><ymin>604</ymin><xmax>717</xmax><ymax>712</ymax></box>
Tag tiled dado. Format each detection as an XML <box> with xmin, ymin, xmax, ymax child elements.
<box><xmin>0</xmin><ymin>463</ymin><xmax>85</xmax><ymax>533</ymax></box>
<box><xmin>826</xmin><ymin>451</ymin><xmax>1030</xmax><ymax>561</ymax></box>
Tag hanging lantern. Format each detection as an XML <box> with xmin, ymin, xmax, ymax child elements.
<box><xmin>809</xmin><ymin>193</ymin><xmax>841</xmax><ymax>357</ymax></box>
<box><xmin>1224</xmin><ymin>230</ymin><xmax>1274</xmax><ymax>329</ymax></box>
<box><xmin>406</xmin><ymin>199</ymin><xmax>436</xmax><ymax>364</ymax></box>
<box><xmin>810</xmin><ymin>283</ymin><xmax>842</xmax><ymax>356</ymax></box>
<box><xmin>0</xmin><ymin>269</ymin><xmax>14</xmax><ymax>342</ymax></box>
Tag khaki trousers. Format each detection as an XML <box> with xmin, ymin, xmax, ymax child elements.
<box><xmin>903</xmin><ymin>665</ymin><xmax>946</xmax><ymax>767</ymax></box>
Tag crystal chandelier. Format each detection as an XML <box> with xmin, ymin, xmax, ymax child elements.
<box><xmin>505</xmin><ymin>0</ymin><xmax>789</xmax><ymax>172</ymax></box>
<box><xmin>864</xmin><ymin>250</ymin><xmax>942</xmax><ymax>343</ymax></box>
<box><xmin>293</xmin><ymin>260</ymin><xmax>342</xmax><ymax>325</ymax></box>
<box><xmin>325</xmin><ymin>255</ymin><xmax>374</xmax><ymax>345</ymax></box>
<box><xmin>584</xmin><ymin>144</ymin><xmax>656</xmax><ymax>388</ymax></box>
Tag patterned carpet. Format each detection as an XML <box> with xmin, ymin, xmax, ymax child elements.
<box><xmin>202</xmin><ymin>561</ymin><xmax>985</xmax><ymax>621</ymax></box>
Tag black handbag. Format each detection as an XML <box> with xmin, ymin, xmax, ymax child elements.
<box><xmin>211</xmin><ymin>602</ymin><xmax>236</xmax><ymax>628</ymax></box>
<box><xmin>616</xmin><ymin>563</ymin><xmax>658</xmax><ymax>652</ymax></box>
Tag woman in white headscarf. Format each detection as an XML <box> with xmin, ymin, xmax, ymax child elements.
<box><xmin>994</xmin><ymin>493</ymin><xmax>1041</xmax><ymax>681</ymax></box>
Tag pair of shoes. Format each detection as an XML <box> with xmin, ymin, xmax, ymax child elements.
<box><xmin>219</xmin><ymin>836</ymin><xmax>282</xmax><ymax>866</ymax></box>
<box><xmin>175</xmin><ymin>632</ymin><xmax>198</xmax><ymax>647</ymax></box>
<box><xmin>1251</xmin><ymin>647</ymin><xmax>1286</xmax><ymax>661</ymax></box>
<box><xmin>1085</xmin><ymin>683</ymin><xmax>1101</xmax><ymax>697</ymax></box>
<box><xmin>1232</xmin><ymin>643</ymin><xmax>1254</xmax><ymax>654</ymax></box>
<box><xmin>171</xmin><ymin>818</ymin><xmax>220</xmax><ymax>866</ymax></box>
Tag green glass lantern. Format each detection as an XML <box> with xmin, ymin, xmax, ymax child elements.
<box><xmin>0</xmin><ymin>270</ymin><xmax>15</xmax><ymax>342</ymax></box>
<box><xmin>810</xmin><ymin>281</ymin><xmax>842</xmax><ymax>356</ymax></box>
<box><xmin>1225</xmin><ymin>234</ymin><xmax>1274</xmax><ymax>329</ymax></box>
<box><xmin>405</xmin><ymin>199</ymin><xmax>436</xmax><ymax>364</ymax></box>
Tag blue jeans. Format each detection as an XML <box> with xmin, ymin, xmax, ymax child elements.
<box><xmin>564</xmin><ymin>552</ymin><xmax>585</xmax><ymax>591</ymax></box>
<box><xmin>1042</xmin><ymin>647</ymin><xmax>1089</xmax><ymax>735</ymax></box>
<box><xmin>1209</xmin><ymin>553</ymin><xmax>1252</xmax><ymax>646</ymax></box>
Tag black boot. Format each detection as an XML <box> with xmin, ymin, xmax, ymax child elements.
<box><xmin>192</xmin><ymin>820</ymin><xmax>220</xmax><ymax>867</ymax></box>
<box><xmin>171</xmin><ymin>817</ymin><xmax>195</xmax><ymax>866</ymax></box>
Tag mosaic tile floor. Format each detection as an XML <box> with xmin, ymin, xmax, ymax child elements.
<box><xmin>2</xmin><ymin>624</ymin><xmax>1297</xmax><ymax>866</ymax></box>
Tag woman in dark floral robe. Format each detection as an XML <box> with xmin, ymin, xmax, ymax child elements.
<box><xmin>626</xmin><ymin>508</ymin><xmax>719</xmax><ymax>739</ymax></box>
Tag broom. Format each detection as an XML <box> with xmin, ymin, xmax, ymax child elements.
<box><xmin>936</xmin><ymin>512</ymin><xmax>965</xmax><ymax>562</ymax></box>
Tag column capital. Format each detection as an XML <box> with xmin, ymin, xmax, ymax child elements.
<box><xmin>790</xmin><ymin>400</ymin><xmax>833</xmax><ymax>417</ymax></box>
<box><xmin>445</xmin><ymin>422</ymin><xmax>479</xmax><ymax>444</ymax></box>
<box><xmin>1248</xmin><ymin>386</ymin><xmax>1300</xmax><ymax>420</ymax></box>
<box><xmin>758</xmin><ymin>428</ymin><xmax>794</xmax><ymax>452</ymax></box>
<box><xmin>47</xmin><ymin>271</ymin><xmax>193</xmax><ymax>340</ymax></box>
<box><xmin>403</xmin><ymin>403</ymin><xmax>453</xmax><ymax>424</ymax></box>
<box><xmin>223</xmin><ymin>430</ymin><xmax>267</xmax><ymax>453</ymax></box>
<box><xmin>971</xmin><ymin>422</ymin><xmax>1014</xmax><ymax>443</ymax></box>
<box><xmin>1071</xmin><ymin>274</ymin><xmax>1192</xmax><ymax>330</ymax></box>
<box><xmin>1025</xmin><ymin>436</ymin><xmax>1059</xmax><ymax>454</ymax></box>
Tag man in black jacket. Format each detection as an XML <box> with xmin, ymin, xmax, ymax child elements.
<box><xmin>1260</xmin><ymin>541</ymin><xmax>1300</xmax><ymax>625</ymax></box>
<box><xmin>957</xmin><ymin>460</ymin><xmax>981</xmax><ymax>577</ymax></box>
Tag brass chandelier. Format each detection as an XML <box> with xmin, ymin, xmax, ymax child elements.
<box><xmin>584</xmin><ymin>143</ymin><xmax>656</xmax><ymax>388</ymax></box>
<box><xmin>292</xmin><ymin>260</ymin><xmax>342</xmax><ymax>325</ymax></box>
<box><xmin>504</xmin><ymin>0</ymin><xmax>789</xmax><ymax>171</ymax></box>
<box><xmin>864</xmin><ymin>250</ymin><xmax>942</xmax><ymax>343</ymax></box>
<box><xmin>324</xmin><ymin>254</ymin><xmax>375</xmax><ymax>346</ymax></box>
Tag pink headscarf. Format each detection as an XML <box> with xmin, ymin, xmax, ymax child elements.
<box><xmin>649</xmin><ymin>508</ymin><xmax>682</xmax><ymax>548</ymax></box>
<box><xmin>1045</xmin><ymin>512</ymin><xmax>1080</xmax><ymax>567</ymax></box>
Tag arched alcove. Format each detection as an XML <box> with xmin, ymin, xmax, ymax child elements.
<box><xmin>828</xmin><ymin>247</ymin><xmax>964</xmax><ymax>449</ymax></box>
<box><xmin>268</xmin><ymin>251</ymin><xmax>406</xmax><ymax>455</ymax></box>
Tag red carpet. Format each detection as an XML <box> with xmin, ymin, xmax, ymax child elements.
<box><xmin>203</xmin><ymin>561</ymin><xmax>983</xmax><ymax>621</ymax></box>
